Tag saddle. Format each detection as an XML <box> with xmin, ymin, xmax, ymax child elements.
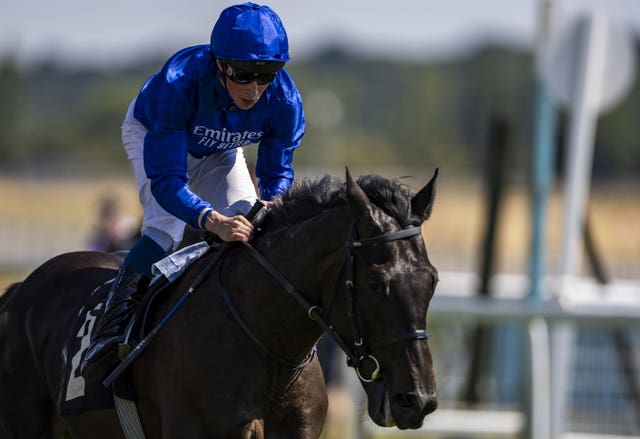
<box><xmin>60</xmin><ymin>241</ymin><xmax>217</xmax><ymax>415</ymax></box>
<box><xmin>124</xmin><ymin>200</ymin><xmax>267</xmax><ymax>348</ymax></box>
<box><xmin>61</xmin><ymin>201</ymin><xmax>267</xmax><ymax>416</ymax></box>
<box><xmin>122</xmin><ymin>240</ymin><xmax>214</xmax><ymax>355</ymax></box>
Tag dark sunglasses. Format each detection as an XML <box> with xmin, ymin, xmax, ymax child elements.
<box><xmin>223</xmin><ymin>63</ymin><xmax>275</xmax><ymax>85</ymax></box>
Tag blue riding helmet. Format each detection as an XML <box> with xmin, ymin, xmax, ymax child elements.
<box><xmin>211</xmin><ymin>2</ymin><xmax>290</xmax><ymax>68</ymax></box>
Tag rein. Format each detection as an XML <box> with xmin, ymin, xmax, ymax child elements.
<box><xmin>230</xmin><ymin>222</ymin><xmax>428</xmax><ymax>383</ymax></box>
<box><xmin>216</xmin><ymin>249</ymin><xmax>317</xmax><ymax>369</ymax></box>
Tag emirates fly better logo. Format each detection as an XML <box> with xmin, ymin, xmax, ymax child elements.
<box><xmin>193</xmin><ymin>126</ymin><xmax>263</xmax><ymax>150</ymax></box>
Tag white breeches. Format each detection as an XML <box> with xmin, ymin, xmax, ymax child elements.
<box><xmin>122</xmin><ymin>99</ymin><xmax>258</xmax><ymax>252</ymax></box>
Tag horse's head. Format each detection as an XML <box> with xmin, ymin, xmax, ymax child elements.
<box><xmin>343</xmin><ymin>168</ymin><xmax>439</xmax><ymax>429</ymax></box>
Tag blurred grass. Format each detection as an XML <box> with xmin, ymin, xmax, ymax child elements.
<box><xmin>0</xmin><ymin>271</ymin><xmax>20</xmax><ymax>291</ymax></box>
<box><xmin>0</xmin><ymin>173</ymin><xmax>140</xmax><ymax>227</ymax></box>
<box><xmin>1</xmin><ymin>172</ymin><xmax>638</xmax><ymax>294</ymax></box>
<box><xmin>0</xmin><ymin>172</ymin><xmax>140</xmax><ymax>290</ymax></box>
<box><xmin>426</xmin><ymin>178</ymin><xmax>640</xmax><ymax>279</ymax></box>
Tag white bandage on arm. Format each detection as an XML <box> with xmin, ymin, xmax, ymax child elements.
<box><xmin>197</xmin><ymin>208</ymin><xmax>214</xmax><ymax>230</ymax></box>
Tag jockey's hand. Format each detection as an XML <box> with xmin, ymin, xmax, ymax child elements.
<box><xmin>205</xmin><ymin>211</ymin><xmax>254</xmax><ymax>242</ymax></box>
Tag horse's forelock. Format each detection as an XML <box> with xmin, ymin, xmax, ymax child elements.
<box><xmin>355</xmin><ymin>175</ymin><xmax>415</xmax><ymax>228</ymax></box>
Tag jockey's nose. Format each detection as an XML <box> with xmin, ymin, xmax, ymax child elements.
<box><xmin>237</xmin><ymin>82</ymin><xmax>260</xmax><ymax>100</ymax></box>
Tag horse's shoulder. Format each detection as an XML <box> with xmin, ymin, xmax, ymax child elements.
<box><xmin>268</xmin><ymin>358</ymin><xmax>327</xmax><ymax>435</ymax></box>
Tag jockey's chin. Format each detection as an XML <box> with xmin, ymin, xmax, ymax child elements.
<box><xmin>233</xmin><ymin>96</ymin><xmax>260</xmax><ymax>110</ymax></box>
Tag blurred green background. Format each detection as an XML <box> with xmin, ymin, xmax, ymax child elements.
<box><xmin>1</xmin><ymin>42</ymin><xmax>639</xmax><ymax>177</ymax></box>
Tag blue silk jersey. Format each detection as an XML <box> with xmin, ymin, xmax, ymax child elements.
<box><xmin>133</xmin><ymin>45</ymin><xmax>305</xmax><ymax>229</ymax></box>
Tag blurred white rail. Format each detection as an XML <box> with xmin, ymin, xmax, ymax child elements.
<box><xmin>361</xmin><ymin>271</ymin><xmax>640</xmax><ymax>439</ymax></box>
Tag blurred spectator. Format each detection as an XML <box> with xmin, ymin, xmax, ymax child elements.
<box><xmin>88</xmin><ymin>196</ymin><xmax>139</xmax><ymax>252</ymax></box>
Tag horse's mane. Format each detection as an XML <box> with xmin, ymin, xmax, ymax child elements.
<box><xmin>262</xmin><ymin>174</ymin><xmax>417</xmax><ymax>234</ymax></box>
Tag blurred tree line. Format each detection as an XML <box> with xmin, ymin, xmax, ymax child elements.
<box><xmin>0</xmin><ymin>41</ymin><xmax>638</xmax><ymax>179</ymax></box>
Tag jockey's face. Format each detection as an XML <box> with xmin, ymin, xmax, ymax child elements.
<box><xmin>217</xmin><ymin>60</ymin><xmax>269</xmax><ymax>110</ymax></box>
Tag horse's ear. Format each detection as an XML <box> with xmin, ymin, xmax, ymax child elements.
<box><xmin>411</xmin><ymin>168</ymin><xmax>438</xmax><ymax>222</ymax></box>
<box><xmin>345</xmin><ymin>167</ymin><xmax>375</xmax><ymax>223</ymax></box>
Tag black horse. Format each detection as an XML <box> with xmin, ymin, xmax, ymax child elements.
<box><xmin>0</xmin><ymin>169</ymin><xmax>439</xmax><ymax>438</ymax></box>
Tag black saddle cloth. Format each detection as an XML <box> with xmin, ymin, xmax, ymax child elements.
<box><xmin>60</xmin><ymin>274</ymin><xmax>173</xmax><ymax>416</ymax></box>
<box><xmin>60</xmin><ymin>281</ymin><xmax>116</xmax><ymax>415</ymax></box>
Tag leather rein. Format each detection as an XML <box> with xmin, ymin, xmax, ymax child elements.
<box><xmin>218</xmin><ymin>221</ymin><xmax>428</xmax><ymax>383</ymax></box>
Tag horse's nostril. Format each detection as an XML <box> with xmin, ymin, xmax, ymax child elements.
<box><xmin>394</xmin><ymin>392</ymin><xmax>421</xmax><ymax>410</ymax></box>
<box><xmin>394</xmin><ymin>392</ymin><xmax>438</xmax><ymax>414</ymax></box>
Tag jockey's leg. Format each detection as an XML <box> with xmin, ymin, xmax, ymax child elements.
<box><xmin>188</xmin><ymin>148</ymin><xmax>257</xmax><ymax>217</ymax></box>
<box><xmin>81</xmin><ymin>234</ymin><xmax>165</xmax><ymax>382</ymax></box>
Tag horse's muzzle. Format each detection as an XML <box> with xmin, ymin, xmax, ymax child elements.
<box><xmin>391</xmin><ymin>390</ymin><xmax>438</xmax><ymax>430</ymax></box>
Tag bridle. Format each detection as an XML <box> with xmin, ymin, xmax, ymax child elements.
<box><xmin>341</xmin><ymin>223</ymin><xmax>429</xmax><ymax>382</ymax></box>
<box><xmin>219</xmin><ymin>221</ymin><xmax>429</xmax><ymax>382</ymax></box>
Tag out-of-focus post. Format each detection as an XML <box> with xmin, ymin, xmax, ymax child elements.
<box><xmin>529</xmin><ymin>0</ymin><xmax>556</xmax><ymax>301</ymax></box>
<box><xmin>526</xmin><ymin>1</ymin><xmax>556</xmax><ymax>439</ymax></box>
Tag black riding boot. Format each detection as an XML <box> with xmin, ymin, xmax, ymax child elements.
<box><xmin>81</xmin><ymin>266</ymin><xmax>148</xmax><ymax>382</ymax></box>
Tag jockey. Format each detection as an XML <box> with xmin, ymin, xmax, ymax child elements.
<box><xmin>81</xmin><ymin>2</ymin><xmax>305</xmax><ymax>382</ymax></box>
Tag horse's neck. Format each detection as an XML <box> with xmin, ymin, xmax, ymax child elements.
<box><xmin>227</xmin><ymin>207</ymin><xmax>349</xmax><ymax>362</ymax></box>
<box><xmin>262</xmin><ymin>208</ymin><xmax>349</xmax><ymax>301</ymax></box>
